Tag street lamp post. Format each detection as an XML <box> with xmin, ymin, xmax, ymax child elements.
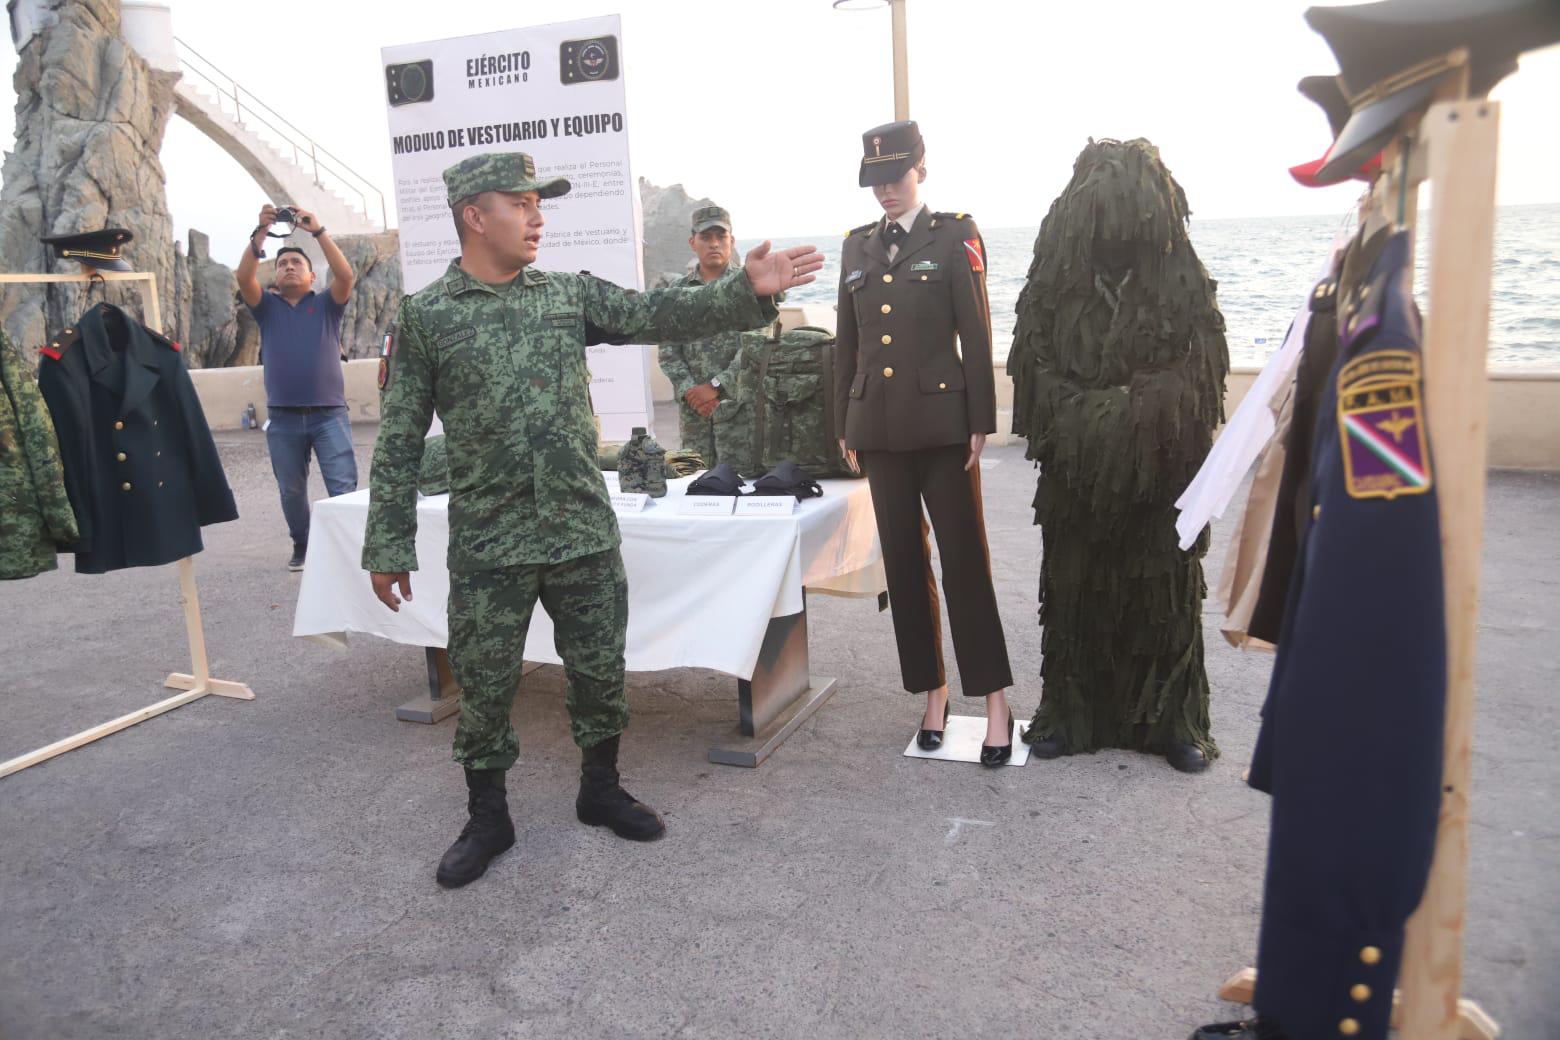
<box><xmin>832</xmin><ymin>0</ymin><xmax>910</xmax><ymax>120</ymax></box>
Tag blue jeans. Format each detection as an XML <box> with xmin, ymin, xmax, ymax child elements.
<box><xmin>265</xmin><ymin>406</ymin><xmax>358</xmax><ymax>547</ymax></box>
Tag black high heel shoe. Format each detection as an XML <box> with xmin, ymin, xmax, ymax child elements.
<box><xmin>917</xmin><ymin>698</ymin><xmax>951</xmax><ymax>751</ymax></box>
<box><xmin>980</xmin><ymin>701</ymin><xmax>1013</xmax><ymax>768</ymax></box>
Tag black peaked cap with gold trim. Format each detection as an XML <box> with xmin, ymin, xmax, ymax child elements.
<box><xmin>858</xmin><ymin>120</ymin><xmax>924</xmax><ymax>187</ymax></box>
<box><xmin>40</xmin><ymin>227</ymin><xmax>134</xmax><ymax>272</ymax></box>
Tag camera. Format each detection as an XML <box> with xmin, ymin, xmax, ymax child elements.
<box><xmin>272</xmin><ymin>206</ymin><xmax>297</xmax><ymax>225</ymax></box>
<box><xmin>560</xmin><ymin>36</ymin><xmax>618</xmax><ymax>84</ymax></box>
<box><xmin>386</xmin><ymin>60</ymin><xmax>435</xmax><ymax>106</ymax></box>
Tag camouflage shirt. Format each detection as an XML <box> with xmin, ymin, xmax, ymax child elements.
<box><xmin>363</xmin><ymin>260</ymin><xmax>777</xmax><ymax>573</ymax></box>
<box><xmin>0</xmin><ymin>331</ymin><xmax>78</xmax><ymax>579</ymax></box>
<box><xmin>657</xmin><ymin>261</ymin><xmax>756</xmax><ymax>405</ymax></box>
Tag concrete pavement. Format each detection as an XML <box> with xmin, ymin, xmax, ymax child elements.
<box><xmin>2</xmin><ymin>409</ymin><xmax>1556</xmax><ymax>1039</ymax></box>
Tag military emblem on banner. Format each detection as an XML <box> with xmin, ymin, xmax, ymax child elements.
<box><xmin>1336</xmin><ymin>349</ymin><xmax>1433</xmax><ymax>500</ymax></box>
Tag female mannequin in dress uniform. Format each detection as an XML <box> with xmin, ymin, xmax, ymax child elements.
<box><xmin>833</xmin><ymin>121</ymin><xmax>1015</xmax><ymax>766</ymax></box>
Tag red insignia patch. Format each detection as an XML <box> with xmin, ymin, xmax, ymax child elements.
<box><xmin>963</xmin><ymin>239</ymin><xmax>985</xmax><ymax>273</ymax></box>
<box><xmin>377</xmin><ymin>357</ymin><xmax>388</xmax><ymax>390</ymax></box>
<box><xmin>40</xmin><ymin>345</ymin><xmax>61</xmax><ymax>361</ymax></box>
<box><xmin>170</xmin><ymin>340</ymin><xmax>182</xmax><ymax>352</ymax></box>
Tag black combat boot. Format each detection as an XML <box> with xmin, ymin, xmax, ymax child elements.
<box><xmin>435</xmin><ymin>768</ymin><xmax>515</xmax><ymax>889</ymax></box>
<box><xmin>575</xmin><ymin>735</ymin><xmax>666</xmax><ymax>841</ymax></box>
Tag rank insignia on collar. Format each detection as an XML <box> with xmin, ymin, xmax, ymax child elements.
<box><xmin>1336</xmin><ymin>350</ymin><xmax>1432</xmax><ymax>500</ymax></box>
<box><xmin>963</xmin><ymin>239</ymin><xmax>985</xmax><ymax>273</ymax></box>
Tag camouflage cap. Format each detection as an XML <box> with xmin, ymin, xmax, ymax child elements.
<box><xmin>443</xmin><ymin>151</ymin><xmax>570</xmax><ymax>206</ymax></box>
<box><xmin>690</xmin><ymin>205</ymin><xmax>732</xmax><ymax>234</ymax></box>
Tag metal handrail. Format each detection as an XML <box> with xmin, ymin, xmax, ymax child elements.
<box><xmin>173</xmin><ymin>36</ymin><xmax>388</xmax><ymax>230</ymax></box>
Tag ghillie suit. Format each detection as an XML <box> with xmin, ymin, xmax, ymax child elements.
<box><xmin>1007</xmin><ymin>138</ymin><xmax>1229</xmax><ymax>763</ymax></box>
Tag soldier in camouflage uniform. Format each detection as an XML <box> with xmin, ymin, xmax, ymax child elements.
<box><xmin>1</xmin><ymin>330</ymin><xmax>78</xmax><ymax>580</ymax></box>
<box><xmin>656</xmin><ymin>206</ymin><xmax>765</xmax><ymax>468</ymax></box>
<box><xmin>364</xmin><ymin>152</ymin><xmax>822</xmax><ymax>888</ymax></box>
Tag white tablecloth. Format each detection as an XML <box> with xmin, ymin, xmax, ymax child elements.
<box><xmin>292</xmin><ymin>474</ymin><xmax>884</xmax><ymax>681</ymax></box>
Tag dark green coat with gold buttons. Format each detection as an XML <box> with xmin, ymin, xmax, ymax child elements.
<box><xmin>833</xmin><ymin>207</ymin><xmax>996</xmax><ymax>451</ymax></box>
<box><xmin>36</xmin><ymin>303</ymin><xmax>238</xmax><ymax>573</ymax></box>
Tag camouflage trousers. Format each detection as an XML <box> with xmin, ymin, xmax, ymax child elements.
<box><xmin>448</xmin><ymin>548</ymin><xmax>630</xmax><ymax>770</ymax></box>
<box><xmin>677</xmin><ymin>397</ymin><xmax>754</xmax><ymax>474</ymax></box>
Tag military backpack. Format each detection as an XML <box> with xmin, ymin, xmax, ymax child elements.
<box><xmin>735</xmin><ymin>323</ymin><xmax>860</xmax><ymax>479</ymax></box>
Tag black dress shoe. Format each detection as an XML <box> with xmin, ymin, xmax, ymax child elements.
<box><xmin>1167</xmin><ymin>742</ymin><xmax>1210</xmax><ymax>773</ymax></box>
<box><xmin>1188</xmin><ymin>1018</ymin><xmax>1290</xmax><ymax>1040</ymax></box>
<box><xmin>980</xmin><ymin>702</ymin><xmax>1013</xmax><ymax>768</ymax></box>
<box><xmin>916</xmin><ymin>699</ymin><xmax>951</xmax><ymax>751</ymax></box>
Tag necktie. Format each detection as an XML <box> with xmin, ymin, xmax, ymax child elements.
<box><xmin>883</xmin><ymin>222</ymin><xmax>907</xmax><ymax>245</ymax></box>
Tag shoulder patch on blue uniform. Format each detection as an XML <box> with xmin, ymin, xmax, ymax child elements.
<box><xmin>1336</xmin><ymin>349</ymin><xmax>1432</xmax><ymax>500</ymax></box>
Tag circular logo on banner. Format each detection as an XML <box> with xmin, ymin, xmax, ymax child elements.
<box><xmin>578</xmin><ymin>41</ymin><xmax>610</xmax><ymax>80</ymax></box>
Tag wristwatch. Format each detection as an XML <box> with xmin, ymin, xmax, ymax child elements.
<box><xmin>709</xmin><ymin>377</ymin><xmax>722</xmax><ymax>390</ymax></box>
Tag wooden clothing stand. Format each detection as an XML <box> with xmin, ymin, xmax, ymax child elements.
<box><xmin>0</xmin><ymin>269</ymin><xmax>254</xmax><ymax>781</ymax></box>
<box><xmin>1216</xmin><ymin>59</ymin><xmax>1501</xmax><ymax>1040</ymax></box>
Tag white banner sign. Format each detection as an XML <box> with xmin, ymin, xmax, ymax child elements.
<box><xmin>381</xmin><ymin>15</ymin><xmax>652</xmax><ymax>439</ymax></box>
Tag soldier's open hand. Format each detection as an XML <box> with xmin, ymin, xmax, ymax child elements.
<box><xmin>743</xmin><ymin>241</ymin><xmax>824</xmax><ymax>296</ymax></box>
<box><xmin>371</xmin><ymin>571</ymin><xmax>414</xmax><ymax>612</ymax></box>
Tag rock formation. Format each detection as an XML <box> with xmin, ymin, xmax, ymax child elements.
<box><xmin>0</xmin><ymin>0</ymin><xmax>179</xmax><ymax>350</ymax></box>
<box><xmin>638</xmin><ymin>177</ymin><xmax>722</xmax><ymax>288</ymax></box>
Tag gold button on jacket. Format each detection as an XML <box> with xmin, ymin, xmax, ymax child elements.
<box><xmin>835</xmin><ymin>208</ymin><xmax>995</xmax><ymax>451</ymax></box>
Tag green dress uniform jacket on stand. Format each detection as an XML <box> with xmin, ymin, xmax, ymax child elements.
<box><xmin>364</xmin><ymin>260</ymin><xmax>778</xmax><ymax>574</ymax></box>
<box><xmin>0</xmin><ymin>331</ymin><xmax>78</xmax><ymax>579</ymax></box>
<box><xmin>656</xmin><ymin>261</ymin><xmax>758</xmax><ymax>467</ymax></box>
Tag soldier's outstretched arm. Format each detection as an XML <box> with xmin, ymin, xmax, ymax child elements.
<box><xmin>578</xmin><ymin>242</ymin><xmax>823</xmax><ymax>345</ymax></box>
<box><xmin>362</xmin><ymin>301</ymin><xmax>435</xmax><ymax>583</ymax></box>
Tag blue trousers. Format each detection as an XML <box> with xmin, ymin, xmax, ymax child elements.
<box><xmin>265</xmin><ymin>406</ymin><xmax>358</xmax><ymax>546</ymax></box>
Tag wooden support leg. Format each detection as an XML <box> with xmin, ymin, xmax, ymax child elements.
<box><xmin>162</xmin><ymin>557</ymin><xmax>254</xmax><ymax>700</ymax></box>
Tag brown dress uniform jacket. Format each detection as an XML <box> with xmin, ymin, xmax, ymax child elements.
<box><xmin>833</xmin><ymin>208</ymin><xmax>997</xmax><ymax>451</ymax></box>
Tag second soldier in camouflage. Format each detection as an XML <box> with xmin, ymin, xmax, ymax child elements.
<box><xmin>364</xmin><ymin>151</ymin><xmax>821</xmax><ymax>888</ymax></box>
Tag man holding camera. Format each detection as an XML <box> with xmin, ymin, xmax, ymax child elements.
<box><xmin>238</xmin><ymin>205</ymin><xmax>358</xmax><ymax>571</ymax></box>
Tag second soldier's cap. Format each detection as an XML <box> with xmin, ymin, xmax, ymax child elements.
<box><xmin>858</xmin><ymin>120</ymin><xmax>924</xmax><ymax>187</ymax></box>
<box><xmin>443</xmin><ymin>151</ymin><xmax>570</xmax><ymax>207</ymax></box>
<box><xmin>39</xmin><ymin>227</ymin><xmax>133</xmax><ymax>272</ymax></box>
<box><xmin>690</xmin><ymin>205</ymin><xmax>732</xmax><ymax>234</ymax></box>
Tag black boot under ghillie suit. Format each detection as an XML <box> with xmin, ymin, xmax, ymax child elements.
<box><xmin>1006</xmin><ymin>138</ymin><xmax>1229</xmax><ymax>769</ymax></box>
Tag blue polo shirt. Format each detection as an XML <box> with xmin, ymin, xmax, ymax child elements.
<box><xmin>249</xmin><ymin>289</ymin><xmax>348</xmax><ymax>407</ymax></box>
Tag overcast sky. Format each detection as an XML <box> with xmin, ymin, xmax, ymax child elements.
<box><xmin>3</xmin><ymin>0</ymin><xmax>1558</xmax><ymax>263</ymax></box>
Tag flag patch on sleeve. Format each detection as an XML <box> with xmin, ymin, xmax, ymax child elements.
<box><xmin>963</xmin><ymin>239</ymin><xmax>985</xmax><ymax>273</ymax></box>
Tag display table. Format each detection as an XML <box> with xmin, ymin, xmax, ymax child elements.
<box><xmin>293</xmin><ymin>473</ymin><xmax>885</xmax><ymax>765</ymax></box>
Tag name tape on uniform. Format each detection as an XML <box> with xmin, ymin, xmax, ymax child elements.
<box><xmin>677</xmin><ymin>496</ymin><xmax>736</xmax><ymax>516</ymax></box>
<box><xmin>610</xmin><ymin>492</ymin><xmax>649</xmax><ymax>513</ymax></box>
<box><xmin>734</xmin><ymin>496</ymin><xmax>796</xmax><ymax>517</ymax></box>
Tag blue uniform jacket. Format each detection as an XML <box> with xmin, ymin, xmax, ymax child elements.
<box><xmin>1248</xmin><ymin>229</ymin><xmax>1446</xmax><ymax>1040</ymax></box>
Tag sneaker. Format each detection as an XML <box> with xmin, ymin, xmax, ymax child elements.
<box><xmin>287</xmin><ymin>544</ymin><xmax>307</xmax><ymax>571</ymax></box>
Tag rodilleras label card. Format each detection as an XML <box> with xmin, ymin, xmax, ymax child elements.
<box><xmin>734</xmin><ymin>496</ymin><xmax>796</xmax><ymax>516</ymax></box>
